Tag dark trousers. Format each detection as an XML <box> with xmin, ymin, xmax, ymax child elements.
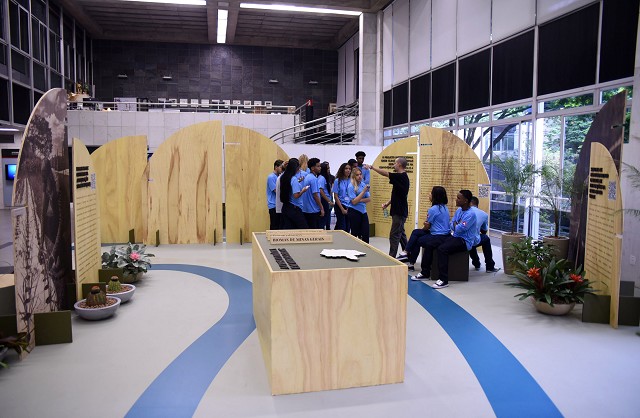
<box><xmin>469</xmin><ymin>234</ymin><xmax>495</xmax><ymax>270</ymax></box>
<box><xmin>268</xmin><ymin>208</ymin><xmax>280</xmax><ymax>231</ymax></box>
<box><xmin>348</xmin><ymin>208</ymin><xmax>369</xmax><ymax>243</ymax></box>
<box><xmin>282</xmin><ymin>203</ymin><xmax>308</xmax><ymax>229</ymax></box>
<box><xmin>406</xmin><ymin>229</ymin><xmax>428</xmax><ymax>263</ymax></box>
<box><xmin>334</xmin><ymin>206</ymin><xmax>350</xmax><ymax>232</ymax></box>
<box><xmin>436</xmin><ymin>236</ymin><xmax>469</xmax><ymax>284</ymax></box>
<box><xmin>419</xmin><ymin>234</ymin><xmax>449</xmax><ymax>276</ymax></box>
<box><xmin>321</xmin><ymin>200</ymin><xmax>332</xmax><ymax>230</ymax></box>
<box><xmin>304</xmin><ymin>211</ymin><xmax>322</xmax><ymax>229</ymax></box>
<box><xmin>389</xmin><ymin>215</ymin><xmax>407</xmax><ymax>257</ymax></box>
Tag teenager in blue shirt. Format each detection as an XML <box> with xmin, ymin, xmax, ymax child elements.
<box><xmin>405</xmin><ymin>186</ymin><xmax>450</xmax><ymax>274</ymax></box>
<box><xmin>319</xmin><ymin>162</ymin><xmax>334</xmax><ymax>230</ymax></box>
<box><xmin>301</xmin><ymin>158</ymin><xmax>324</xmax><ymax>228</ymax></box>
<box><xmin>347</xmin><ymin>167</ymin><xmax>371</xmax><ymax>243</ymax></box>
<box><xmin>266</xmin><ymin>159</ymin><xmax>284</xmax><ymax>230</ymax></box>
<box><xmin>469</xmin><ymin>196</ymin><xmax>500</xmax><ymax>272</ymax></box>
<box><xmin>280</xmin><ymin>158</ymin><xmax>310</xmax><ymax>229</ymax></box>
<box><xmin>333</xmin><ymin>163</ymin><xmax>352</xmax><ymax>232</ymax></box>
<box><xmin>355</xmin><ymin>151</ymin><xmax>370</xmax><ymax>185</ymax></box>
<box><xmin>429</xmin><ymin>190</ymin><xmax>478</xmax><ymax>289</ymax></box>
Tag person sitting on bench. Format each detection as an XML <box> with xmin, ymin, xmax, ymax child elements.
<box><xmin>469</xmin><ymin>196</ymin><xmax>500</xmax><ymax>273</ymax></box>
<box><xmin>426</xmin><ymin>190</ymin><xmax>478</xmax><ymax>289</ymax></box>
<box><xmin>405</xmin><ymin>186</ymin><xmax>450</xmax><ymax>273</ymax></box>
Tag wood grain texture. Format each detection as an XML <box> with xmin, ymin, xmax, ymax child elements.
<box><xmin>144</xmin><ymin>121</ymin><xmax>223</xmax><ymax>244</ymax></box>
<box><xmin>91</xmin><ymin>135</ymin><xmax>147</xmax><ymax>243</ymax></box>
<box><xmin>72</xmin><ymin>138</ymin><xmax>102</xmax><ymax>300</ymax></box>
<box><xmin>419</xmin><ymin>127</ymin><xmax>490</xmax><ymax>222</ymax></box>
<box><xmin>584</xmin><ymin>142</ymin><xmax>623</xmax><ymax>328</ymax></box>
<box><xmin>369</xmin><ymin>137</ymin><xmax>418</xmax><ymax>236</ymax></box>
<box><xmin>225</xmin><ymin>126</ymin><xmax>288</xmax><ymax>243</ymax></box>
<box><xmin>253</xmin><ymin>230</ymin><xmax>407</xmax><ymax>395</ymax></box>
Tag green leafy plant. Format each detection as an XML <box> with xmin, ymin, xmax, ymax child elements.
<box><xmin>101</xmin><ymin>246</ymin><xmax>118</xmax><ymax>268</ymax></box>
<box><xmin>540</xmin><ymin>162</ymin><xmax>575</xmax><ymax>237</ymax></box>
<box><xmin>115</xmin><ymin>242</ymin><xmax>155</xmax><ymax>278</ymax></box>
<box><xmin>493</xmin><ymin>156</ymin><xmax>539</xmax><ymax>234</ymax></box>
<box><xmin>0</xmin><ymin>332</ymin><xmax>31</xmax><ymax>368</ymax></box>
<box><xmin>506</xmin><ymin>238</ymin><xmax>597</xmax><ymax>306</ymax></box>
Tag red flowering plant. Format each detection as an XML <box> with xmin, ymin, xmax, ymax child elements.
<box><xmin>506</xmin><ymin>237</ymin><xmax>596</xmax><ymax>306</ymax></box>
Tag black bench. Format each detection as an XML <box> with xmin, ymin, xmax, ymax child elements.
<box><xmin>427</xmin><ymin>249</ymin><xmax>470</xmax><ymax>282</ymax></box>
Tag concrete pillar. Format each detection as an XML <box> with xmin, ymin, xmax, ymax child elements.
<box><xmin>358</xmin><ymin>12</ymin><xmax>380</xmax><ymax>146</ymax></box>
<box><xmin>621</xmin><ymin>12</ymin><xmax>640</xmax><ymax>287</ymax></box>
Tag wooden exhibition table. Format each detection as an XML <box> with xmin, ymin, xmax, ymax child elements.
<box><xmin>252</xmin><ymin>230</ymin><xmax>408</xmax><ymax>395</ymax></box>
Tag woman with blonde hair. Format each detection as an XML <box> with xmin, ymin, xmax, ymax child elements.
<box><xmin>298</xmin><ymin>154</ymin><xmax>310</xmax><ymax>175</ymax></box>
<box><xmin>346</xmin><ymin>167</ymin><xmax>371</xmax><ymax>242</ymax></box>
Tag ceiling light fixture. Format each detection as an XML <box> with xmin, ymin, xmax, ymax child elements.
<box><xmin>118</xmin><ymin>0</ymin><xmax>206</xmax><ymax>5</ymax></box>
<box><xmin>217</xmin><ymin>9</ymin><xmax>228</xmax><ymax>43</ymax></box>
<box><xmin>308</xmin><ymin>80</ymin><xmax>318</xmax><ymax>85</ymax></box>
<box><xmin>268</xmin><ymin>79</ymin><xmax>279</xmax><ymax>84</ymax></box>
<box><xmin>240</xmin><ymin>3</ymin><xmax>361</xmax><ymax>16</ymax></box>
<box><xmin>0</xmin><ymin>127</ymin><xmax>20</xmax><ymax>132</ymax></box>
<box><xmin>117</xmin><ymin>74</ymin><xmax>128</xmax><ymax>79</ymax></box>
<box><xmin>162</xmin><ymin>75</ymin><xmax>173</xmax><ymax>80</ymax></box>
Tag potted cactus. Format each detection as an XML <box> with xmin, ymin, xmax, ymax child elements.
<box><xmin>105</xmin><ymin>276</ymin><xmax>136</xmax><ymax>303</ymax></box>
<box><xmin>74</xmin><ymin>286</ymin><xmax>121</xmax><ymax>320</ymax></box>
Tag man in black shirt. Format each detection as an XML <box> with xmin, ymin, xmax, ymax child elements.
<box><xmin>365</xmin><ymin>157</ymin><xmax>410</xmax><ymax>257</ymax></box>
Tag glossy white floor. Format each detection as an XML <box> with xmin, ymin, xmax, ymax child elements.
<box><xmin>0</xmin><ymin>208</ymin><xmax>638</xmax><ymax>417</ymax></box>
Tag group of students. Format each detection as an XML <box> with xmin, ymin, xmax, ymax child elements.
<box><xmin>266</xmin><ymin>153</ymin><xmax>498</xmax><ymax>291</ymax></box>
<box><xmin>397</xmin><ymin>187</ymin><xmax>500</xmax><ymax>289</ymax></box>
<box><xmin>266</xmin><ymin>151</ymin><xmax>376</xmax><ymax>243</ymax></box>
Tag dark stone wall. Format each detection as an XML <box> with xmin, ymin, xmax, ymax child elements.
<box><xmin>93</xmin><ymin>40</ymin><xmax>338</xmax><ymax>118</ymax></box>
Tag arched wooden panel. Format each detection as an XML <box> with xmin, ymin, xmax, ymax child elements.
<box><xmin>370</xmin><ymin>137</ymin><xmax>418</xmax><ymax>237</ymax></box>
<box><xmin>224</xmin><ymin>126</ymin><xmax>288</xmax><ymax>243</ymax></box>
<box><xmin>73</xmin><ymin>138</ymin><xmax>101</xmax><ymax>300</ymax></box>
<box><xmin>91</xmin><ymin>136</ymin><xmax>147</xmax><ymax>243</ymax></box>
<box><xmin>11</xmin><ymin>88</ymin><xmax>71</xmax><ymax>351</ymax></box>
<box><xmin>418</xmin><ymin>127</ymin><xmax>490</xmax><ymax>222</ymax></box>
<box><xmin>584</xmin><ymin>142</ymin><xmax>623</xmax><ymax>328</ymax></box>
<box><xmin>143</xmin><ymin>121</ymin><xmax>223</xmax><ymax>244</ymax></box>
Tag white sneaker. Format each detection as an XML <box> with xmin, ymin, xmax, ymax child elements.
<box><xmin>431</xmin><ymin>280</ymin><xmax>449</xmax><ymax>289</ymax></box>
<box><xmin>410</xmin><ymin>273</ymin><xmax>430</xmax><ymax>281</ymax></box>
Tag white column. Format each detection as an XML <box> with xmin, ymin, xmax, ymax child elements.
<box><xmin>358</xmin><ymin>12</ymin><xmax>380</xmax><ymax>146</ymax></box>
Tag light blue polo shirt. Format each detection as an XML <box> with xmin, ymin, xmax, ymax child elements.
<box><xmin>347</xmin><ymin>181</ymin><xmax>370</xmax><ymax>214</ymax></box>
<box><xmin>361</xmin><ymin>166</ymin><xmax>370</xmax><ymax>185</ymax></box>
<box><xmin>335</xmin><ymin>178</ymin><xmax>351</xmax><ymax>208</ymax></box>
<box><xmin>301</xmin><ymin>173</ymin><xmax>320</xmax><ymax>213</ymax></box>
<box><xmin>427</xmin><ymin>204</ymin><xmax>451</xmax><ymax>235</ymax></box>
<box><xmin>450</xmin><ymin>207</ymin><xmax>479</xmax><ymax>250</ymax></box>
<box><xmin>289</xmin><ymin>176</ymin><xmax>304</xmax><ymax>209</ymax></box>
<box><xmin>266</xmin><ymin>172</ymin><xmax>278</xmax><ymax>209</ymax></box>
<box><xmin>471</xmin><ymin>206</ymin><xmax>489</xmax><ymax>234</ymax></box>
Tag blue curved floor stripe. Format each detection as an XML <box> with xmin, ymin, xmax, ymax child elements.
<box><xmin>126</xmin><ymin>264</ymin><xmax>255</xmax><ymax>418</ymax></box>
<box><xmin>408</xmin><ymin>279</ymin><xmax>562</xmax><ymax>418</ymax></box>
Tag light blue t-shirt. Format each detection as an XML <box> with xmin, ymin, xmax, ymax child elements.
<box><xmin>347</xmin><ymin>181</ymin><xmax>370</xmax><ymax>214</ymax></box>
<box><xmin>471</xmin><ymin>206</ymin><xmax>489</xmax><ymax>234</ymax></box>
<box><xmin>301</xmin><ymin>174</ymin><xmax>320</xmax><ymax>213</ymax></box>
<box><xmin>335</xmin><ymin>178</ymin><xmax>351</xmax><ymax>208</ymax></box>
<box><xmin>289</xmin><ymin>176</ymin><xmax>304</xmax><ymax>209</ymax></box>
<box><xmin>361</xmin><ymin>166</ymin><xmax>370</xmax><ymax>185</ymax></box>
<box><xmin>450</xmin><ymin>207</ymin><xmax>479</xmax><ymax>250</ymax></box>
<box><xmin>427</xmin><ymin>204</ymin><xmax>450</xmax><ymax>235</ymax></box>
<box><xmin>317</xmin><ymin>176</ymin><xmax>330</xmax><ymax>201</ymax></box>
<box><xmin>266</xmin><ymin>172</ymin><xmax>278</xmax><ymax>209</ymax></box>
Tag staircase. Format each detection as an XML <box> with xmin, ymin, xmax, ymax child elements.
<box><xmin>270</xmin><ymin>102</ymin><xmax>358</xmax><ymax>144</ymax></box>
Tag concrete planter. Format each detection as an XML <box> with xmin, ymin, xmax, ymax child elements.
<box><xmin>542</xmin><ymin>236</ymin><xmax>570</xmax><ymax>261</ymax></box>
<box><xmin>74</xmin><ymin>296</ymin><xmax>121</xmax><ymax>320</ymax></box>
<box><xmin>106</xmin><ymin>284</ymin><xmax>136</xmax><ymax>304</ymax></box>
<box><xmin>501</xmin><ymin>233</ymin><xmax>526</xmax><ymax>275</ymax></box>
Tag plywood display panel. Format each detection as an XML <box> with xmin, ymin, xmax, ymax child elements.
<box><xmin>91</xmin><ymin>136</ymin><xmax>147</xmax><ymax>244</ymax></box>
<box><xmin>418</xmin><ymin>127</ymin><xmax>490</xmax><ymax>222</ymax></box>
<box><xmin>584</xmin><ymin>142</ymin><xmax>623</xmax><ymax>328</ymax></box>
<box><xmin>73</xmin><ymin>138</ymin><xmax>102</xmax><ymax>300</ymax></box>
<box><xmin>370</xmin><ymin>137</ymin><xmax>418</xmax><ymax>237</ymax></box>
<box><xmin>144</xmin><ymin>121</ymin><xmax>223</xmax><ymax>244</ymax></box>
<box><xmin>253</xmin><ymin>231</ymin><xmax>407</xmax><ymax>395</ymax></box>
<box><xmin>11</xmin><ymin>88</ymin><xmax>72</xmax><ymax>351</ymax></box>
<box><xmin>225</xmin><ymin>126</ymin><xmax>288</xmax><ymax>243</ymax></box>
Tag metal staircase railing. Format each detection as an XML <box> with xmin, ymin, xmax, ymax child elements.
<box><xmin>271</xmin><ymin>102</ymin><xmax>358</xmax><ymax>144</ymax></box>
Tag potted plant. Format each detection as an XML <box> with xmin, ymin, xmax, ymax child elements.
<box><xmin>0</xmin><ymin>332</ymin><xmax>30</xmax><ymax>368</ymax></box>
<box><xmin>493</xmin><ymin>156</ymin><xmax>539</xmax><ymax>274</ymax></box>
<box><xmin>74</xmin><ymin>285</ymin><xmax>121</xmax><ymax>320</ymax></box>
<box><xmin>115</xmin><ymin>243</ymin><xmax>155</xmax><ymax>281</ymax></box>
<box><xmin>101</xmin><ymin>246</ymin><xmax>126</xmax><ymax>282</ymax></box>
<box><xmin>506</xmin><ymin>237</ymin><xmax>597</xmax><ymax>315</ymax></box>
<box><xmin>105</xmin><ymin>276</ymin><xmax>136</xmax><ymax>303</ymax></box>
<box><xmin>539</xmin><ymin>162</ymin><xmax>574</xmax><ymax>260</ymax></box>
